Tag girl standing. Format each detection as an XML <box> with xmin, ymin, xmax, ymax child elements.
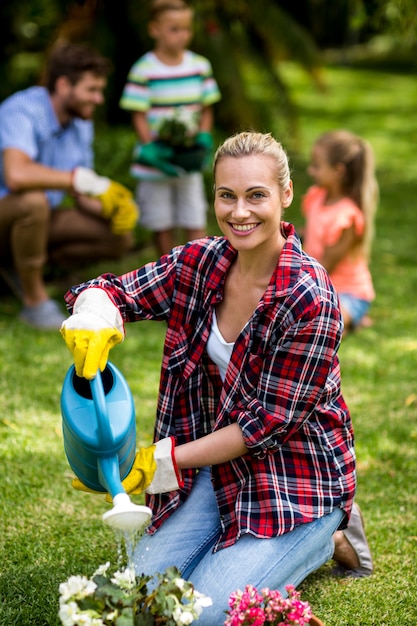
<box><xmin>302</xmin><ymin>130</ymin><xmax>378</xmax><ymax>334</ymax></box>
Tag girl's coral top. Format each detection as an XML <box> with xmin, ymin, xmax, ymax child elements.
<box><xmin>302</xmin><ymin>185</ymin><xmax>375</xmax><ymax>301</ymax></box>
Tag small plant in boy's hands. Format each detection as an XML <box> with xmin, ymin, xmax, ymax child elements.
<box><xmin>224</xmin><ymin>584</ymin><xmax>313</xmax><ymax>626</ymax></box>
<box><xmin>155</xmin><ymin>109</ymin><xmax>211</xmax><ymax>172</ymax></box>
<box><xmin>157</xmin><ymin>108</ymin><xmax>200</xmax><ymax>148</ymax></box>
<box><xmin>58</xmin><ymin>562</ymin><xmax>212</xmax><ymax>625</ymax></box>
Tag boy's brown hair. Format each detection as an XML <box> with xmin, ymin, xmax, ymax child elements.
<box><xmin>149</xmin><ymin>0</ymin><xmax>192</xmax><ymax>21</ymax></box>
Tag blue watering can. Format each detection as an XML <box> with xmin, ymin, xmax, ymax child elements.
<box><xmin>61</xmin><ymin>362</ymin><xmax>152</xmax><ymax>532</ymax></box>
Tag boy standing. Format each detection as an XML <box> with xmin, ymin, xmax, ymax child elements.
<box><xmin>119</xmin><ymin>0</ymin><xmax>221</xmax><ymax>256</ymax></box>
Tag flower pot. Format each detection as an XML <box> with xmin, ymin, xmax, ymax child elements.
<box><xmin>309</xmin><ymin>616</ymin><xmax>325</xmax><ymax>626</ymax></box>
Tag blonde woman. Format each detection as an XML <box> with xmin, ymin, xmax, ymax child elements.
<box><xmin>62</xmin><ymin>131</ymin><xmax>372</xmax><ymax>625</ymax></box>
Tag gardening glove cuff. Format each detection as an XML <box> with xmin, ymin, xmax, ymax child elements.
<box><xmin>98</xmin><ymin>181</ymin><xmax>139</xmax><ymax>234</ymax></box>
<box><xmin>72</xmin><ymin>166</ymin><xmax>110</xmax><ymax>196</ymax></box>
<box><xmin>60</xmin><ymin>288</ymin><xmax>124</xmax><ymax>380</ymax></box>
<box><xmin>146</xmin><ymin>437</ymin><xmax>183</xmax><ymax>495</ymax></box>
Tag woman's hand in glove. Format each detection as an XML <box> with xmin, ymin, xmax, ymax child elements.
<box><xmin>60</xmin><ymin>288</ymin><xmax>124</xmax><ymax>379</ymax></box>
<box><xmin>71</xmin><ymin>438</ymin><xmax>183</xmax><ymax>500</ymax></box>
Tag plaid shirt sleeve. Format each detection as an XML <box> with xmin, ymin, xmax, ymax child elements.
<box><xmin>65</xmin><ymin>248</ymin><xmax>183</xmax><ymax>321</ymax></box>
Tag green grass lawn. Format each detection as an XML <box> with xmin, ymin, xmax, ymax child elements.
<box><xmin>0</xmin><ymin>60</ymin><xmax>416</xmax><ymax>625</ymax></box>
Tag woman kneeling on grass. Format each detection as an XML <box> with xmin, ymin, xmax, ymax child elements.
<box><xmin>61</xmin><ymin>131</ymin><xmax>372</xmax><ymax>625</ymax></box>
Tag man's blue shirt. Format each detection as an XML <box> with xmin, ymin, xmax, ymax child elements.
<box><xmin>0</xmin><ymin>86</ymin><xmax>94</xmax><ymax>207</ymax></box>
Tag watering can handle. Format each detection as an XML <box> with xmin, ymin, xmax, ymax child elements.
<box><xmin>90</xmin><ymin>371</ymin><xmax>115</xmax><ymax>449</ymax></box>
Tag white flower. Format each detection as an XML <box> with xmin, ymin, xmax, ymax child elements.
<box><xmin>172</xmin><ymin>605</ymin><xmax>195</xmax><ymax>625</ymax></box>
<box><xmin>58</xmin><ymin>601</ymin><xmax>79</xmax><ymax>626</ymax></box>
<box><xmin>59</xmin><ymin>576</ymin><xmax>97</xmax><ymax>603</ymax></box>
<box><xmin>194</xmin><ymin>590</ymin><xmax>212</xmax><ymax>606</ymax></box>
<box><xmin>58</xmin><ymin>564</ymin><xmax>211</xmax><ymax>626</ymax></box>
<box><xmin>177</xmin><ymin>609</ymin><xmax>195</xmax><ymax>625</ymax></box>
<box><xmin>193</xmin><ymin>592</ymin><xmax>213</xmax><ymax>616</ymax></box>
<box><xmin>93</xmin><ymin>562</ymin><xmax>110</xmax><ymax>577</ymax></box>
<box><xmin>175</xmin><ymin>108</ymin><xmax>199</xmax><ymax>134</ymax></box>
<box><xmin>110</xmin><ymin>566</ymin><xmax>135</xmax><ymax>590</ymax></box>
<box><xmin>75</xmin><ymin>615</ymin><xmax>94</xmax><ymax>626</ymax></box>
<box><xmin>174</xmin><ymin>576</ymin><xmax>186</xmax><ymax>591</ymax></box>
<box><xmin>106</xmin><ymin>610</ymin><xmax>118</xmax><ymax>621</ymax></box>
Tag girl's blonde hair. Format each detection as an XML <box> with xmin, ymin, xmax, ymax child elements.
<box><xmin>213</xmin><ymin>131</ymin><xmax>292</xmax><ymax>197</ymax></box>
<box><xmin>315</xmin><ymin>129</ymin><xmax>378</xmax><ymax>258</ymax></box>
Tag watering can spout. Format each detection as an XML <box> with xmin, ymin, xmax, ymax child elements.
<box><xmin>97</xmin><ymin>455</ymin><xmax>152</xmax><ymax>532</ymax></box>
<box><xmin>103</xmin><ymin>493</ymin><xmax>152</xmax><ymax>533</ymax></box>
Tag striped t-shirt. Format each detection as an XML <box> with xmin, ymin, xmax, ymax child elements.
<box><xmin>119</xmin><ymin>50</ymin><xmax>221</xmax><ymax>180</ymax></box>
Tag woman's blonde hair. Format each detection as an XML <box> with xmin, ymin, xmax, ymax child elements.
<box><xmin>315</xmin><ymin>129</ymin><xmax>378</xmax><ymax>257</ymax></box>
<box><xmin>213</xmin><ymin>131</ymin><xmax>292</xmax><ymax>196</ymax></box>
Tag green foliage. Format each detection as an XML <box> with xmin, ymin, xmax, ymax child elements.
<box><xmin>58</xmin><ymin>564</ymin><xmax>209</xmax><ymax>625</ymax></box>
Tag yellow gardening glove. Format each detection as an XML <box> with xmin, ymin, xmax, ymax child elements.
<box><xmin>60</xmin><ymin>288</ymin><xmax>124</xmax><ymax>379</ymax></box>
<box><xmin>71</xmin><ymin>438</ymin><xmax>182</xmax><ymax>500</ymax></box>
<box><xmin>72</xmin><ymin>168</ymin><xmax>139</xmax><ymax>234</ymax></box>
<box><xmin>118</xmin><ymin>445</ymin><xmax>157</xmax><ymax>494</ymax></box>
<box><xmin>62</xmin><ymin>327</ymin><xmax>123</xmax><ymax>379</ymax></box>
<box><xmin>71</xmin><ymin>480</ymin><xmax>103</xmax><ymax>495</ymax></box>
<box><xmin>98</xmin><ymin>181</ymin><xmax>139</xmax><ymax>235</ymax></box>
<box><xmin>71</xmin><ymin>445</ymin><xmax>157</xmax><ymax>500</ymax></box>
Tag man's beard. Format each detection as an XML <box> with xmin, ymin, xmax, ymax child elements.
<box><xmin>64</xmin><ymin>100</ymin><xmax>94</xmax><ymax>121</ymax></box>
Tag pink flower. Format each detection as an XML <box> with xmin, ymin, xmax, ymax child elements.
<box><xmin>224</xmin><ymin>584</ymin><xmax>313</xmax><ymax>626</ymax></box>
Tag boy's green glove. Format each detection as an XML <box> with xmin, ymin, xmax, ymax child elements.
<box><xmin>195</xmin><ymin>131</ymin><xmax>214</xmax><ymax>169</ymax></box>
<box><xmin>133</xmin><ymin>142</ymin><xmax>182</xmax><ymax>176</ymax></box>
<box><xmin>60</xmin><ymin>288</ymin><xmax>124</xmax><ymax>380</ymax></box>
<box><xmin>195</xmin><ymin>131</ymin><xmax>213</xmax><ymax>152</ymax></box>
<box><xmin>71</xmin><ymin>438</ymin><xmax>183</xmax><ymax>501</ymax></box>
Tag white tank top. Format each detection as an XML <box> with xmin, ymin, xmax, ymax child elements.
<box><xmin>206</xmin><ymin>310</ymin><xmax>234</xmax><ymax>382</ymax></box>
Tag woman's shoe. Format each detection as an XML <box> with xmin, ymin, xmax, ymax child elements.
<box><xmin>332</xmin><ymin>502</ymin><xmax>373</xmax><ymax>578</ymax></box>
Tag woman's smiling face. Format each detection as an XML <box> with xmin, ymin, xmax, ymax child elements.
<box><xmin>214</xmin><ymin>154</ymin><xmax>293</xmax><ymax>252</ymax></box>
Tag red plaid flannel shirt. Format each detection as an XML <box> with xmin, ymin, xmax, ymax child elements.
<box><xmin>65</xmin><ymin>223</ymin><xmax>356</xmax><ymax>551</ymax></box>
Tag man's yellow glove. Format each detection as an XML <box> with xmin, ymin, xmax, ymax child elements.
<box><xmin>60</xmin><ymin>288</ymin><xmax>124</xmax><ymax>380</ymax></box>
<box><xmin>72</xmin><ymin>167</ymin><xmax>139</xmax><ymax>234</ymax></box>
<box><xmin>71</xmin><ymin>438</ymin><xmax>182</xmax><ymax>501</ymax></box>
<box><xmin>98</xmin><ymin>181</ymin><xmax>139</xmax><ymax>235</ymax></box>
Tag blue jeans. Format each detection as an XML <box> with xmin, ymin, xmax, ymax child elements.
<box><xmin>134</xmin><ymin>467</ymin><xmax>344</xmax><ymax>625</ymax></box>
<box><xmin>338</xmin><ymin>293</ymin><xmax>371</xmax><ymax>328</ymax></box>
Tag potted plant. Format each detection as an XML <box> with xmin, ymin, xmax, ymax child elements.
<box><xmin>58</xmin><ymin>562</ymin><xmax>212</xmax><ymax>626</ymax></box>
<box><xmin>155</xmin><ymin>109</ymin><xmax>211</xmax><ymax>172</ymax></box>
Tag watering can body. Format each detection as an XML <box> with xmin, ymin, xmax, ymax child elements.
<box><xmin>61</xmin><ymin>362</ymin><xmax>136</xmax><ymax>497</ymax></box>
